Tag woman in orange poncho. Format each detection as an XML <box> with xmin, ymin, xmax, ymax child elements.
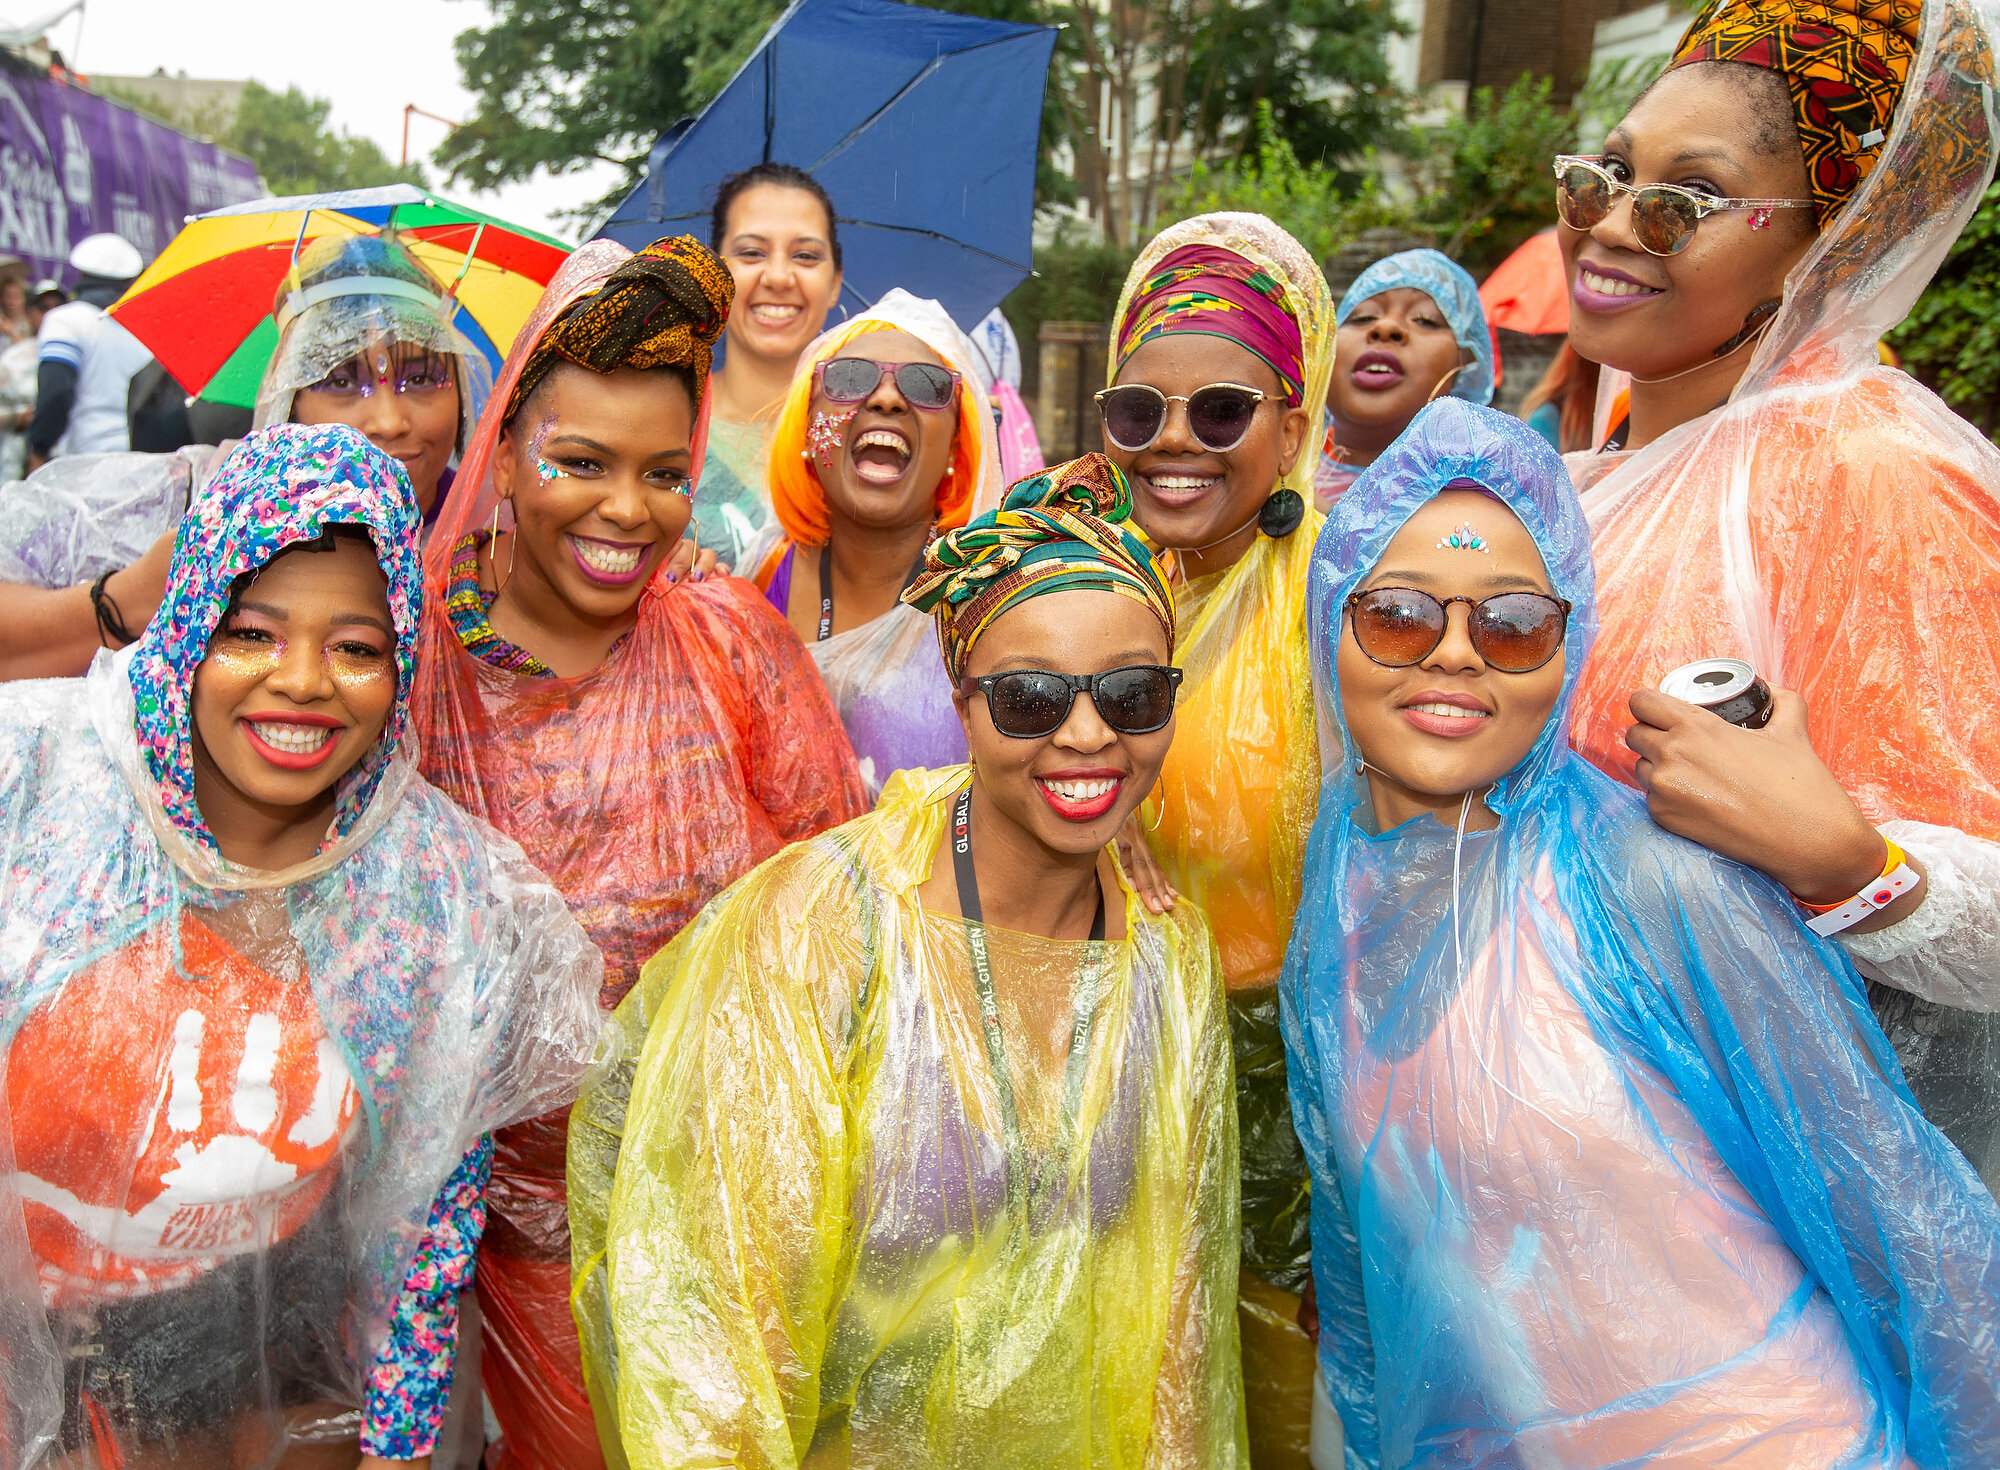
<box><xmin>1099</xmin><ymin>212</ymin><xmax>1334</xmax><ymax>1467</ymax></box>
<box><xmin>1560</xmin><ymin>0</ymin><xmax>2000</xmax><ymax>1188</ymax></box>
<box><xmin>408</xmin><ymin>236</ymin><xmax>868</xmax><ymax>1468</ymax></box>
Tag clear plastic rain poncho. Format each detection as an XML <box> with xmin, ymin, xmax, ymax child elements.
<box><xmin>409</xmin><ymin>238</ymin><xmax>869</xmax><ymax>1468</ymax></box>
<box><xmin>570</xmin><ymin>766</ymin><xmax>1247</xmax><ymax>1468</ymax></box>
<box><xmin>1567</xmin><ymin>0</ymin><xmax>2000</xmax><ymax>1188</ymax></box>
<box><xmin>0</xmin><ymin>422</ymin><xmax>601</xmax><ymax>1466</ymax></box>
<box><xmin>1284</xmin><ymin>397</ymin><xmax>2000</xmax><ymax>1468</ymax></box>
<box><xmin>1109</xmin><ymin>211</ymin><xmax>1336</xmax><ymax>1461</ymax></box>
<box><xmin>0</xmin><ymin>231</ymin><xmax>493</xmax><ymax>602</ymax></box>
<box><xmin>755</xmin><ymin>289</ymin><xmax>1006</xmax><ymax>798</ymax></box>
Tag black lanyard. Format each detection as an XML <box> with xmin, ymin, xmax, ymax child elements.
<box><xmin>815</xmin><ymin>539</ymin><xmax>932</xmax><ymax>643</ymax></box>
<box><xmin>951</xmin><ymin>784</ymin><xmax>1104</xmax><ymax>938</ymax></box>
<box><xmin>950</xmin><ymin>782</ymin><xmax>1106</xmax><ymax>1215</ymax></box>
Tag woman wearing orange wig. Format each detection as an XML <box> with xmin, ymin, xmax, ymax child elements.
<box><xmin>755</xmin><ymin>288</ymin><xmax>1005</xmax><ymax>796</ymax></box>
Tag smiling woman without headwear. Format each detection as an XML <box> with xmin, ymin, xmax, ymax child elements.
<box><xmin>0</xmin><ymin>422</ymin><xmax>600</xmax><ymax>1467</ymax></box>
<box><xmin>752</xmin><ymin>288</ymin><xmax>1004</xmax><ymax>795</ymax></box>
<box><xmin>699</xmin><ymin>164</ymin><xmax>847</xmax><ymax>569</ymax></box>
<box><xmin>409</xmin><ymin>236</ymin><xmax>867</xmax><ymax>1468</ymax></box>
<box><xmin>1284</xmin><ymin>395</ymin><xmax>2000</xmax><ymax>1469</ymax></box>
<box><xmin>1315</xmin><ymin>248</ymin><xmax>1492</xmax><ymax>510</ymax></box>
<box><xmin>1099</xmin><ymin>210</ymin><xmax>1334</xmax><ymax>1460</ymax></box>
<box><xmin>1557</xmin><ymin>0</ymin><xmax>2000</xmax><ymax>1187</ymax></box>
<box><xmin>569</xmin><ymin>453</ymin><xmax>1246</xmax><ymax>1468</ymax></box>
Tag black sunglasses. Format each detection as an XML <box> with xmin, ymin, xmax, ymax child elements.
<box><xmin>1093</xmin><ymin>382</ymin><xmax>1271</xmax><ymax>454</ymax></box>
<box><xmin>961</xmin><ymin>664</ymin><xmax>1184</xmax><ymax>739</ymax></box>
<box><xmin>816</xmin><ymin>356</ymin><xmax>961</xmax><ymax>411</ymax></box>
<box><xmin>1344</xmin><ymin>587</ymin><xmax>1571</xmax><ymax>673</ymax></box>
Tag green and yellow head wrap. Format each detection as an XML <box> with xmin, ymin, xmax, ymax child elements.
<box><xmin>902</xmin><ymin>453</ymin><xmax>1175</xmax><ymax>682</ymax></box>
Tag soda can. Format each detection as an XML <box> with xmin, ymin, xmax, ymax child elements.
<box><xmin>1658</xmin><ymin>658</ymin><xmax>1774</xmax><ymax>729</ymax></box>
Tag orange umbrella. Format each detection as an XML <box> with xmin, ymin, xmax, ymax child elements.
<box><xmin>1479</xmin><ymin>228</ymin><xmax>1569</xmax><ymax>336</ymax></box>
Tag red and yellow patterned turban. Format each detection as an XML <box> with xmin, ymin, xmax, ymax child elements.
<box><xmin>1671</xmin><ymin>0</ymin><xmax>1923</xmax><ymax>225</ymax></box>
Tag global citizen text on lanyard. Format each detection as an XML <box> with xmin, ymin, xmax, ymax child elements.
<box><xmin>950</xmin><ymin>782</ymin><xmax>1106</xmax><ymax>1216</ymax></box>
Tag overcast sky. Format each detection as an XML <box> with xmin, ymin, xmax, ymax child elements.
<box><xmin>31</xmin><ymin>0</ymin><xmax>624</xmax><ymax>239</ymax></box>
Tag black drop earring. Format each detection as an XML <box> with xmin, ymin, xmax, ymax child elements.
<box><xmin>1712</xmin><ymin>299</ymin><xmax>1780</xmax><ymax>358</ymax></box>
<box><xmin>1258</xmin><ymin>488</ymin><xmax>1305</xmax><ymax>538</ymax></box>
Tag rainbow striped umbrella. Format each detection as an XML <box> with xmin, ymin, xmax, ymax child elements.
<box><xmin>110</xmin><ymin>184</ymin><xmax>571</xmax><ymax>408</ymax></box>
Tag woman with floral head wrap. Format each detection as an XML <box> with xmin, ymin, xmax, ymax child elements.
<box><xmin>1315</xmin><ymin>248</ymin><xmax>1492</xmax><ymax>510</ymax></box>
<box><xmin>1099</xmin><ymin>210</ymin><xmax>1333</xmax><ymax>1462</ymax></box>
<box><xmin>750</xmin><ymin>288</ymin><xmax>1005</xmax><ymax>797</ymax></box>
<box><xmin>568</xmin><ymin>455</ymin><xmax>1247</xmax><ymax>1468</ymax></box>
<box><xmin>1556</xmin><ymin>0</ymin><xmax>2000</xmax><ymax>1192</ymax></box>
<box><xmin>409</xmin><ymin>236</ymin><xmax>867</xmax><ymax>1467</ymax></box>
<box><xmin>0</xmin><ymin>230</ymin><xmax>494</xmax><ymax>682</ymax></box>
<box><xmin>1285</xmin><ymin>395</ymin><xmax>2000</xmax><ymax>1469</ymax></box>
<box><xmin>0</xmin><ymin>422</ymin><xmax>601</xmax><ymax>1466</ymax></box>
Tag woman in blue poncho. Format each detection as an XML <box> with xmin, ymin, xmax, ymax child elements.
<box><xmin>1282</xmin><ymin>397</ymin><xmax>2000</xmax><ymax>1467</ymax></box>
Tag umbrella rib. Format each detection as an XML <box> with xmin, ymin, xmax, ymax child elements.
<box><xmin>832</xmin><ymin>220</ymin><xmax>1030</xmax><ymax>272</ymax></box>
<box><xmin>805</xmin><ymin>31</ymin><xmax>1046</xmax><ymax>174</ymax></box>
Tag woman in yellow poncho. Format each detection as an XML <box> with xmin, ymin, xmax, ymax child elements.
<box><xmin>1100</xmin><ymin>212</ymin><xmax>1334</xmax><ymax>1464</ymax></box>
<box><xmin>569</xmin><ymin>454</ymin><xmax>1248</xmax><ymax>1468</ymax></box>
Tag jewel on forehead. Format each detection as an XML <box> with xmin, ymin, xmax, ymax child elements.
<box><xmin>1437</xmin><ymin>523</ymin><xmax>1489</xmax><ymax>553</ymax></box>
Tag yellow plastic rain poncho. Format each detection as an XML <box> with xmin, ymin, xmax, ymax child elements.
<box><xmin>1110</xmin><ymin>212</ymin><xmax>1335</xmax><ymax>1462</ymax></box>
<box><xmin>569</xmin><ymin>767</ymin><xmax>1246</xmax><ymax>1468</ymax></box>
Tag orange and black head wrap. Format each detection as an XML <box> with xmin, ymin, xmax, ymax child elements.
<box><xmin>503</xmin><ymin>235</ymin><xmax>734</xmax><ymax>422</ymax></box>
<box><xmin>1671</xmin><ymin>0</ymin><xmax>1923</xmax><ymax>226</ymax></box>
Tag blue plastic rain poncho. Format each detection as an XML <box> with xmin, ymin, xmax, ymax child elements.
<box><xmin>1335</xmin><ymin>250</ymin><xmax>1493</xmax><ymax>408</ymax></box>
<box><xmin>1281</xmin><ymin>398</ymin><xmax>2000</xmax><ymax>1467</ymax></box>
<box><xmin>0</xmin><ymin>423</ymin><xmax>602</xmax><ymax>1465</ymax></box>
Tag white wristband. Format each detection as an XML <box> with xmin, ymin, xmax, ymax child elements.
<box><xmin>1805</xmin><ymin>860</ymin><xmax>1922</xmax><ymax>937</ymax></box>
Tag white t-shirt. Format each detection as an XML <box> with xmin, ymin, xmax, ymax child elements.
<box><xmin>37</xmin><ymin>299</ymin><xmax>155</xmax><ymax>458</ymax></box>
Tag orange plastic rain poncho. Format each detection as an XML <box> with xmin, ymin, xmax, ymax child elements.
<box><xmin>1569</xmin><ymin>0</ymin><xmax>2000</xmax><ymax>1186</ymax></box>
<box><xmin>569</xmin><ymin>767</ymin><xmax>1247</xmax><ymax>1469</ymax></box>
<box><xmin>409</xmin><ymin>239</ymin><xmax>869</xmax><ymax>1468</ymax></box>
<box><xmin>1108</xmin><ymin>211</ymin><xmax>1336</xmax><ymax>1465</ymax></box>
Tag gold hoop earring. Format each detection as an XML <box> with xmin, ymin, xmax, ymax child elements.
<box><xmin>1425</xmin><ymin>364</ymin><xmax>1465</xmax><ymax>404</ymax></box>
<box><xmin>1144</xmin><ymin>782</ymin><xmax>1167</xmax><ymax>832</ymax></box>
<box><xmin>490</xmin><ymin>497</ymin><xmax>516</xmax><ymax>594</ymax></box>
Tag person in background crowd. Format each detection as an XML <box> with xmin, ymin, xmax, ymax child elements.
<box><xmin>1559</xmin><ymin>0</ymin><xmax>2000</xmax><ymax>1189</ymax></box>
<box><xmin>753</xmin><ymin>288</ymin><xmax>1004</xmax><ymax>796</ymax></box>
<box><xmin>409</xmin><ymin>235</ymin><xmax>867</xmax><ymax>1469</ymax></box>
<box><xmin>0</xmin><ymin>231</ymin><xmax>493</xmax><ymax>683</ymax></box>
<box><xmin>1315</xmin><ymin>248</ymin><xmax>1492</xmax><ymax>510</ymax></box>
<box><xmin>28</xmin><ymin>233</ymin><xmax>151</xmax><ymax>468</ymax></box>
<box><xmin>572</xmin><ymin>454</ymin><xmax>1248</xmax><ymax>1468</ymax></box>
<box><xmin>1100</xmin><ymin>210</ymin><xmax>1332</xmax><ymax>1467</ymax></box>
<box><xmin>970</xmin><ymin>303</ymin><xmax>1047</xmax><ymax>481</ymax></box>
<box><xmin>700</xmin><ymin>162</ymin><xmax>847</xmax><ymax>569</ymax></box>
<box><xmin>0</xmin><ymin>276</ymin><xmax>31</xmax><ymax>344</ymax></box>
<box><xmin>1519</xmin><ymin>340</ymin><xmax>1600</xmax><ymax>453</ymax></box>
<box><xmin>0</xmin><ymin>422</ymin><xmax>602</xmax><ymax>1467</ymax></box>
<box><xmin>1286</xmin><ymin>394</ymin><xmax>2000</xmax><ymax>1470</ymax></box>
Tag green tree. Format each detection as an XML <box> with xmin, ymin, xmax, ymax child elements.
<box><xmin>1888</xmin><ymin>182</ymin><xmax>2000</xmax><ymax>441</ymax></box>
<box><xmin>438</xmin><ymin>0</ymin><xmax>1407</xmax><ymax>239</ymax></box>
<box><xmin>97</xmin><ymin>79</ymin><xmax>425</xmax><ymax>195</ymax></box>
<box><xmin>226</xmin><ymin>82</ymin><xmax>427</xmax><ymax>195</ymax></box>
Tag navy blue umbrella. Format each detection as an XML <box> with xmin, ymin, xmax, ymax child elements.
<box><xmin>597</xmin><ymin>0</ymin><xmax>1055</xmax><ymax>330</ymax></box>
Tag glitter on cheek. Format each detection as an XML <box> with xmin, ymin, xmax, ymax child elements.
<box><xmin>204</xmin><ymin>640</ymin><xmax>281</xmax><ymax>682</ymax></box>
<box><xmin>527</xmin><ymin>412</ymin><xmax>563</xmax><ymax>488</ymax></box>
<box><xmin>806</xmin><ymin>407</ymin><xmax>858</xmax><ymax>471</ymax></box>
<box><xmin>326</xmin><ymin>649</ymin><xmax>397</xmax><ymax>690</ymax></box>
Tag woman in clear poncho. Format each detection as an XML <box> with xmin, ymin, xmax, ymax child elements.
<box><xmin>1283</xmin><ymin>396</ymin><xmax>2000</xmax><ymax>1468</ymax></box>
<box><xmin>1315</xmin><ymin>249</ymin><xmax>1492</xmax><ymax>511</ymax></box>
<box><xmin>570</xmin><ymin>453</ymin><xmax>1246</xmax><ymax>1468</ymax></box>
<box><xmin>1556</xmin><ymin>0</ymin><xmax>2000</xmax><ymax>1189</ymax></box>
<box><xmin>751</xmin><ymin>288</ymin><xmax>1004</xmax><ymax>797</ymax></box>
<box><xmin>408</xmin><ymin>235</ymin><xmax>867</xmax><ymax>1468</ymax></box>
<box><xmin>1100</xmin><ymin>211</ymin><xmax>1333</xmax><ymax>1460</ymax></box>
<box><xmin>0</xmin><ymin>421</ymin><xmax>601</xmax><ymax>1467</ymax></box>
<box><xmin>0</xmin><ymin>230</ymin><xmax>494</xmax><ymax>681</ymax></box>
